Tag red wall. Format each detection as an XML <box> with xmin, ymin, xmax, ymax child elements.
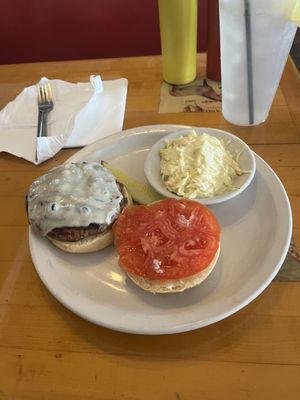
<box><xmin>0</xmin><ymin>0</ymin><xmax>208</xmax><ymax>65</ymax></box>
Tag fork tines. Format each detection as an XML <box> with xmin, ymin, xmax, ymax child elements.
<box><xmin>37</xmin><ymin>82</ymin><xmax>53</xmax><ymax>105</ymax></box>
<box><xmin>36</xmin><ymin>81</ymin><xmax>54</xmax><ymax>141</ymax></box>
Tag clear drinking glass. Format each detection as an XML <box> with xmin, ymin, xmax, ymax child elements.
<box><xmin>219</xmin><ymin>0</ymin><xmax>298</xmax><ymax>126</ymax></box>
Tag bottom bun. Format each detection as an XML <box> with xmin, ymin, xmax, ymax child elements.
<box><xmin>126</xmin><ymin>244</ymin><xmax>220</xmax><ymax>293</ymax></box>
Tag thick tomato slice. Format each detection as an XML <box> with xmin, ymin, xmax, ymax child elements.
<box><xmin>113</xmin><ymin>199</ymin><xmax>220</xmax><ymax>280</ymax></box>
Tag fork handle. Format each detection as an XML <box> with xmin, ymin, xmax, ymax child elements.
<box><xmin>37</xmin><ymin>111</ymin><xmax>48</xmax><ymax>137</ymax></box>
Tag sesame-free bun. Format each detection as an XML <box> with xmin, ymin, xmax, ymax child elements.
<box><xmin>126</xmin><ymin>244</ymin><xmax>220</xmax><ymax>293</ymax></box>
<box><xmin>47</xmin><ymin>185</ymin><xmax>132</xmax><ymax>253</ymax></box>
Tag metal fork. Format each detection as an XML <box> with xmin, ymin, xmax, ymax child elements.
<box><xmin>37</xmin><ymin>82</ymin><xmax>54</xmax><ymax>137</ymax></box>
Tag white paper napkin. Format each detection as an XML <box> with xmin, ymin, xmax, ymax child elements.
<box><xmin>0</xmin><ymin>75</ymin><xmax>128</xmax><ymax>164</ymax></box>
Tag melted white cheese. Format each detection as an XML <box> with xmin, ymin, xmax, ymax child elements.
<box><xmin>27</xmin><ymin>162</ymin><xmax>123</xmax><ymax>236</ymax></box>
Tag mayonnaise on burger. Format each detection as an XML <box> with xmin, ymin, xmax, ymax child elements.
<box><xmin>160</xmin><ymin>131</ymin><xmax>245</xmax><ymax>198</ymax></box>
<box><xmin>26</xmin><ymin>162</ymin><xmax>123</xmax><ymax>236</ymax></box>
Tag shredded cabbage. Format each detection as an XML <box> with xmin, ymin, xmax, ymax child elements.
<box><xmin>160</xmin><ymin>131</ymin><xmax>248</xmax><ymax>198</ymax></box>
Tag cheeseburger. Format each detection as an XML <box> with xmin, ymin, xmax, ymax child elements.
<box><xmin>26</xmin><ymin>162</ymin><xmax>132</xmax><ymax>253</ymax></box>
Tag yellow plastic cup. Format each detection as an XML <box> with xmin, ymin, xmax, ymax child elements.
<box><xmin>158</xmin><ymin>0</ymin><xmax>198</xmax><ymax>85</ymax></box>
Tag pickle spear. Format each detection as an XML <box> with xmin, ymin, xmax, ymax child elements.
<box><xmin>102</xmin><ymin>161</ymin><xmax>164</xmax><ymax>205</ymax></box>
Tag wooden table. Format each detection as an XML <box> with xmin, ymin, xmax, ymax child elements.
<box><xmin>0</xmin><ymin>54</ymin><xmax>300</xmax><ymax>399</ymax></box>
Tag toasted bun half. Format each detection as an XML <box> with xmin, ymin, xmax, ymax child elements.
<box><xmin>126</xmin><ymin>244</ymin><xmax>220</xmax><ymax>293</ymax></box>
<box><xmin>47</xmin><ymin>185</ymin><xmax>132</xmax><ymax>253</ymax></box>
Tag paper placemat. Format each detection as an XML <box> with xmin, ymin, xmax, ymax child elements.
<box><xmin>274</xmin><ymin>239</ymin><xmax>300</xmax><ymax>281</ymax></box>
<box><xmin>159</xmin><ymin>77</ymin><xmax>222</xmax><ymax>113</ymax></box>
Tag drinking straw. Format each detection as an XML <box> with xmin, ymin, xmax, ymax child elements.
<box><xmin>244</xmin><ymin>0</ymin><xmax>254</xmax><ymax>125</ymax></box>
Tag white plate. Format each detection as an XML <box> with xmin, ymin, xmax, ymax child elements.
<box><xmin>29</xmin><ymin>124</ymin><xmax>292</xmax><ymax>335</ymax></box>
<box><xmin>144</xmin><ymin>127</ymin><xmax>256</xmax><ymax>205</ymax></box>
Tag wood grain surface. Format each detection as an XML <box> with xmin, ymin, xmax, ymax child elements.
<box><xmin>0</xmin><ymin>54</ymin><xmax>299</xmax><ymax>400</ymax></box>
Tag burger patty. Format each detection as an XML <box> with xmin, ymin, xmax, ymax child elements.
<box><xmin>46</xmin><ymin>222</ymin><xmax>110</xmax><ymax>242</ymax></box>
<box><xmin>31</xmin><ymin>182</ymin><xmax>128</xmax><ymax>242</ymax></box>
